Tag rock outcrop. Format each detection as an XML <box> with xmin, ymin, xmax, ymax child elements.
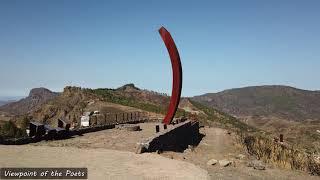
<box><xmin>0</xmin><ymin>88</ymin><xmax>59</xmax><ymax>115</ymax></box>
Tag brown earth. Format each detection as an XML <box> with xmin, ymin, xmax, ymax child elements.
<box><xmin>192</xmin><ymin>85</ymin><xmax>320</xmax><ymax>155</ymax></box>
<box><xmin>2</xmin><ymin>122</ymin><xmax>316</xmax><ymax>180</ymax></box>
<box><xmin>162</xmin><ymin>127</ymin><xmax>319</xmax><ymax>180</ymax></box>
<box><xmin>32</xmin><ymin>122</ymin><xmax>170</xmax><ymax>152</ymax></box>
<box><xmin>0</xmin><ymin>145</ymin><xmax>209</xmax><ymax>180</ymax></box>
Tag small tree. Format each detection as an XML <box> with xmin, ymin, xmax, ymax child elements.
<box><xmin>0</xmin><ymin>121</ymin><xmax>26</xmax><ymax>138</ymax></box>
<box><xmin>1</xmin><ymin>121</ymin><xmax>17</xmax><ymax>137</ymax></box>
<box><xmin>43</xmin><ymin>114</ymin><xmax>49</xmax><ymax>124</ymax></box>
<box><xmin>20</xmin><ymin>116</ymin><xmax>31</xmax><ymax>130</ymax></box>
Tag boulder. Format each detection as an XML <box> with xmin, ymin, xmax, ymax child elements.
<box><xmin>135</xmin><ymin>144</ymin><xmax>146</xmax><ymax>154</ymax></box>
<box><xmin>219</xmin><ymin>160</ymin><xmax>232</xmax><ymax>167</ymax></box>
<box><xmin>236</xmin><ymin>154</ymin><xmax>246</xmax><ymax>160</ymax></box>
<box><xmin>184</xmin><ymin>145</ymin><xmax>195</xmax><ymax>153</ymax></box>
<box><xmin>248</xmin><ymin>160</ymin><xmax>266</xmax><ymax>170</ymax></box>
<box><xmin>207</xmin><ymin>159</ymin><xmax>218</xmax><ymax>166</ymax></box>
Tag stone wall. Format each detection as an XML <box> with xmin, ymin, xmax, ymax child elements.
<box><xmin>0</xmin><ymin>118</ymin><xmax>146</xmax><ymax>145</ymax></box>
<box><xmin>137</xmin><ymin>120</ymin><xmax>200</xmax><ymax>153</ymax></box>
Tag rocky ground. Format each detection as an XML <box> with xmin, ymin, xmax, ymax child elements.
<box><xmin>162</xmin><ymin>127</ymin><xmax>319</xmax><ymax>180</ymax></box>
<box><xmin>0</xmin><ymin>145</ymin><xmax>208</xmax><ymax>180</ymax></box>
<box><xmin>0</xmin><ymin>122</ymin><xmax>318</xmax><ymax>180</ymax></box>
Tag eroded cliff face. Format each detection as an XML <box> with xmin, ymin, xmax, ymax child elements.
<box><xmin>239</xmin><ymin>134</ymin><xmax>320</xmax><ymax>175</ymax></box>
<box><xmin>30</xmin><ymin>87</ymin><xmax>96</xmax><ymax>125</ymax></box>
<box><xmin>0</xmin><ymin>88</ymin><xmax>59</xmax><ymax>115</ymax></box>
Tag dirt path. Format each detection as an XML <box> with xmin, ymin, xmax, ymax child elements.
<box><xmin>0</xmin><ymin>145</ymin><xmax>209</xmax><ymax>180</ymax></box>
<box><xmin>1</xmin><ymin>124</ymin><xmax>317</xmax><ymax>180</ymax></box>
<box><xmin>161</xmin><ymin>127</ymin><xmax>319</xmax><ymax>180</ymax></box>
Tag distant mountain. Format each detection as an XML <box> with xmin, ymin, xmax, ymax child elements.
<box><xmin>192</xmin><ymin>85</ymin><xmax>320</xmax><ymax>121</ymax></box>
<box><xmin>0</xmin><ymin>96</ymin><xmax>24</xmax><ymax>107</ymax></box>
<box><xmin>29</xmin><ymin>84</ymin><xmax>249</xmax><ymax>130</ymax></box>
<box><xmin>192</xmin><ymin>85</ymin><xmax>320</xmax><ymax>151</ymax></box>
<box><xmin>0</xmin><ymin>101</ymin><xmax>8</xmax><ymax>106</ymax></box>
<box><xmin>0</xmin><ymin>88</ymin><xmax>59</xmax><ymax>115</ymax></box>
<box><xmin>116</xmin><ymin>83</ymin><xmax>141</xmax><ymax>91</ymax></box>
<box><xmin>27</xmin><ymin>85</ymin><xmax>171</xmax><ymax>125</ymax></box>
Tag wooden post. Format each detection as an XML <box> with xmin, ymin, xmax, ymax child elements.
<box><xmin>163</xmin><ymin>124</ymin><xmax>167</xmax><ymax>130</ymax></box>
<box><xmin>115</xmin><ymin>114</ymin><xmax>118</xmax><ymax>123</ymax></box>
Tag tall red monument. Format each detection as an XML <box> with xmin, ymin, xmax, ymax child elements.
<box><xmin>158</xmin><ymin>27</ymin><xmax>183</xmax><ymax>125</ymax></box>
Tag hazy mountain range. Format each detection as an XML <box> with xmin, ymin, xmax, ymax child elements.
<box><xmin>0</xmin><ymin>88</ymin><xmax>59</xmax><ymax>115</ymax></box>
<box><xmin>0</xmin><ymin>101</ymin><xmax>8</xmax><ymax>106</ymax></box>
<box><xmin>0</xmin><ymin>96</ymin><xmax>24</xmax><ymax>106</ymax></box>
<box><xmin>2</xmin><ymin>85</ymin><xmax>320</xmax><ymax>122</ymax></box>
<box><xmin>192</xmin><ymin>85</ymin><xmax>320</xmax><ymax>151</ymax></box>
<box><xmin>0</xmin><ymin>84</ymin><xmax>319</xmax><ymax>175</ymax></box>
<box><xmin>192</xmin><ymin>85</ymin><xmax>320</xmax><ymax>122</ymax></box>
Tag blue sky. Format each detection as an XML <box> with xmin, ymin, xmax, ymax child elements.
<box><xmin>0</xmin><ymin>0</ymin><xmax>319</xmax><ymax>97</ymax></box>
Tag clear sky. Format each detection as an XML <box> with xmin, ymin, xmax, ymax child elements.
<box><xmin>0</xmin><ymin>0</ymin><xmax>319</xmax><ymax>97</ymax></box>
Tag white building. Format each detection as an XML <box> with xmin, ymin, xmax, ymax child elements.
<box><xmin>80</xmin><ymin>115</ymin><xmax>90</xmax><ymax>127</ymax></box>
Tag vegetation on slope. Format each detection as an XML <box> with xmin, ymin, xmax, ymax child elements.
<box><xmin>87</xmin><ymin>87</ymin><xmax>187</xmax><ymax>118</ymax></box>
<box><xmin>189</xmin><ymin>99</ymin><xmax>257</xmax><ymax>132</ymax></box>
<box><xmin>0</xmin><ymin>120</ymin><xmax>27</xmax><ymax>139</ymax></box>
<box><xmin>189</xmin><ymin>100</ymin><xmax>319</xmax><ymax>175</ymax></box>
<box><xmin>242</xmin><ymin>134</ymin><xmax>320</xmax><ymax>175</ymax></box>
<box><xmin>192</xmin><ymin>85</ymin><xmax>320</xmax><ymax>121</ymax></box>
<box><xmin>88</xmin><ymin>88</ymin><xmax>166</xmax><ymax>114</ymax></box>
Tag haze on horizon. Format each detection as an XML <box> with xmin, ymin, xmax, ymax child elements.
<box><xmin>0</xmin><ymin>0</ymin><xmax>319</xmax><ymax>97</ymax></box>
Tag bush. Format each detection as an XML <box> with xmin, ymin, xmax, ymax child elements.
<box><xmin>189</xmin><ymin>99</ymin><xmax>256</xmax><ymax>132</ymax></box>
<box><xmin>0</xmin><ymin>121</ymin><xmax>27</xmax><ymax>139</ymax></box>
<box><xmin>20</xmin><ymin>116</ymin><xmax>31</xmax><ymax>130</ymax></box>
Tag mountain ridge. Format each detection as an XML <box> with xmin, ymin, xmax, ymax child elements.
<box><xmin>0</xmin><ymin>88</ymin><xmax>59</xmax><ymax>115</ymax></box>
<box><xmin>192</xmin><ymin>85</ymin><xmax>320</xmax><ymax>121</ymax></box>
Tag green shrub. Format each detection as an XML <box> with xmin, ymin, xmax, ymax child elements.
<box><xmin>0</xmin><ymin>121</ymin><xmax>27</xmax><ymax>138</ymax></box>
<box><xmin>189</xmin><ymin>100</ymin><xmax>256</xmax><ymax>132</ymax></box>
<box><xmin>87</xmin><ymin>88</ymin><xmax>187</xmax><ymax>117</ymax></box>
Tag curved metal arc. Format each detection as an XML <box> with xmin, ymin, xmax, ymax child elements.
<box><xmin>158</xmin><ymin>26</ymin><xmax>183</xmax><ymax>125</ymax></box>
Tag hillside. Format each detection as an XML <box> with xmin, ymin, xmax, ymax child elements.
<box><xmin>0</xmin><ymin>88</ymin><xmax>59</xmax><ymax>115</ymax></box>
<box><xmin>0</xmin><ymin>99</ymin><xmax>19</xmax><ymax>107</ymax></box>
<box><xmin>0</xmin><ymin>101</ymin><xmax>8</xmax><ymax>106</ymax></box>
<box><xmin>1</xmin><ymin>85</ymin><xmax>319</xmax><ymax>176</ymax></box>
<box><xmin>192</xmin><ymin>85</ymin><xmax>320</xmax><ymax>152</ymax></box>
<box><xmin>1</xmin><ymin>84</ymin><xmax>251</xmax><ymax>134</ymax></box>
<box><xmin>24</xmin><ymin>84</ymin><xmax>183</xmax><ymax>126</ymax></box>
<box><xmin>192</xmin><ymin>85</ymin><xmax>320</xmax><ymax>121</ymax></box>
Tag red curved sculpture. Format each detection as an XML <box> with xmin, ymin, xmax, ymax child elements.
<box><xmin>158</xmin><ymin>27</ymin><xmax>183</xmax><ymax>125</ymax></box>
